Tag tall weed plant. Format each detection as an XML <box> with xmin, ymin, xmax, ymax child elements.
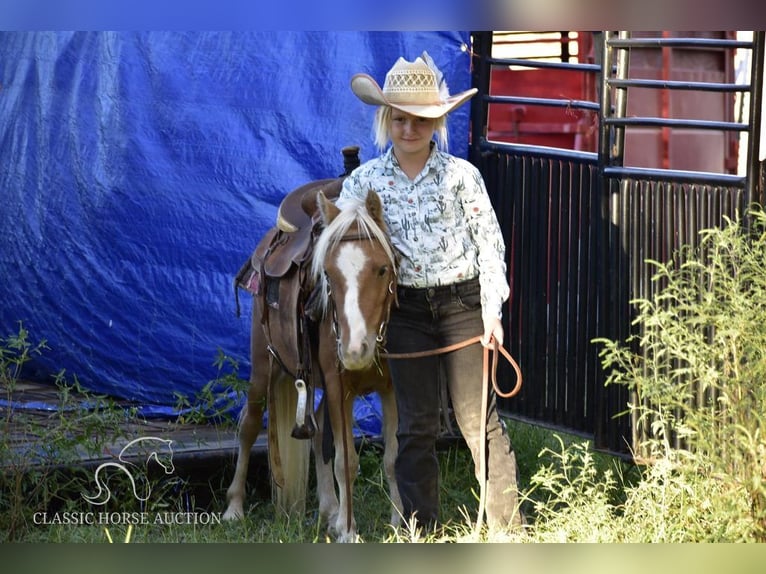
<box><xmin>1</xmin><ymin>325</ymin><xmax>253</xmax><ymax>543</ymax></box>
<box><xmin>0</xmin><ymin>324</ymin><xmax>133</xmax><ymax>541</ymax></box>
<box><xmin>172</xmin><ymin>348</ymin><xmax>249</xmax><ymax>426</ymax></box>
<box><xmin>592</xmin><ymin>207</ymin><xmax>766</xmax><ymax>541</ymax></box>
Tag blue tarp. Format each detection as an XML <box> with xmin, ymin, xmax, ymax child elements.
<box><xmin>0</xmin><ymin>31</ymin><xmax>473</xmax><ymax>428</ymax></box>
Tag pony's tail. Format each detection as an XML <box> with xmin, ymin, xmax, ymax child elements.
<box><xmin>271</xmin><ymin>375</ymin><xmax>311</xmax><ymax>517</ymax></box>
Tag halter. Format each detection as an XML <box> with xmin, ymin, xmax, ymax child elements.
<box><xmin>322</xmin><ymin>231</ymin><xmax>397</xmax><ymax>367</ymax></box>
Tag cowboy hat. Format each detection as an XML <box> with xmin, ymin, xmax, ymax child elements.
<box><xmin>350</xmin><ymin>51</ymin><xmax>477</xmax><ymax>119</ymax></box>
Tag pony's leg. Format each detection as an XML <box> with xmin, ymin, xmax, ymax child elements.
<box><xmin>378</xmin><ymin>385</ymin><xmax>402</xmax><ymax>527</ymax></box>
<box><xmin>223</xmin><ymin>351</ymin><xmax>268</xmax><ymax>521</ymax></box>
<box><xmin>327</xmin><ymin>378</ymin><xmax>359</xmax><ymax>542</ymax></box>
<box><xmin>313</xmin><ymin>394</ymin><xmax>340</xmax><ymax>527</ymax></box>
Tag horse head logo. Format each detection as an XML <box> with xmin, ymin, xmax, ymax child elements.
<box><xmin>82</xmin><ymin>437</ymin><xmax>175</xmax><ymax>506</ymax></box>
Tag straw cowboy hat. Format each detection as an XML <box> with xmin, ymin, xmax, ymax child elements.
<box><xmin>350</xmin><ymin>51</ymin><xmax>478</xmax><ymax>118</ymax></box>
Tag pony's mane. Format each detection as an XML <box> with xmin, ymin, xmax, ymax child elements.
<box><xmin>310</xmin><ymin>197</ymin><xmax>396</xmax><ymax>314</ymax></box>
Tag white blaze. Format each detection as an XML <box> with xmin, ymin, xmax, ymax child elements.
<box><xmin>336</xmin><ymin>243</ymin><xmax>368</xmax><ymax>356</ymax></box>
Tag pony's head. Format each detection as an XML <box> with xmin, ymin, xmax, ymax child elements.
<box><xmin>311</xmin><ymin>190</ymin><xmax>397</xmax><ymax>370</ymax></box>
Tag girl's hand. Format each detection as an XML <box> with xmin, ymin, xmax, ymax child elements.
<box><xmin>481</xmin><ymin>317</ymin><xmax>504</xmax><ymax>348</ymax></box>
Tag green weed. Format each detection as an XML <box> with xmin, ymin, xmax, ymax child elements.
<box><xmin>8</xmin><ymin>208</ymin><xmax>766</xmax><ymax>542</ymax></box>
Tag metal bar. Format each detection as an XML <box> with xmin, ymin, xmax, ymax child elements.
<box><xmin>746</xmin><ymin>31</ymin><xmax>764</xmax><ymax>209</ymax></box>
<box><xmin>484</xmin><ymin>94</ymin><xmax>600</xmax><ymax>112</ymax></box>
<box><xmin>660</xmin><ymin>33</ymin><xmax>672</xmax><ymax>170</ymax></box>
<box><xmin>479</xmin><ymin>139</ymin><xmax>598</xmax><ymax>163</ymax></box>
<box><xmin>510</xmin><ymin>155</ymin><xmax>524</xmax><ymax>399</ymax></box>
<box><xmin>530</xmin><ymin>156</ymin><xmax>548</xmax><ymax>420</ymax></box>
<box><xmin>568</xmin><ymin>162</ymin><xmax>586</xmax><ymax>425</ymax></box>
<box><xmin>613</xmin><ymin>31</ymin><xmax>630</xmax><ymax>164</ymax></box>
<box><xmin>608</xmin><ymin>37</ymin><xmax>752</xmax><ymax>50</ymax></box>
<box><xmin>593</xmin><ymin>31</ymin><xmax>615</xmax><ymax>450</ymax></box>
<box><xmin>487</xmin><ymin>57</ymin><xmax>601</xmax><ymax>72</ymax></box>
<box><xmin>603</xmin><ymin>166</ymin><xmax>746</xmax><ymax>187</ymax></box>
<box><xmin>598</xmin><ymin>32</ymin><xmax>613</xmax><ymax>169</ymax></box>
<box><xmin>608</xmin><ymin>78</ymin><xmax>750</xmax><ymax>92</ymax></box>
<box><xmin>556</xmin><ymin>160</ymin><xmax>576</xmax><ymax>425</ymax></box>
<box><xmin>545</xmin><ymin>158</ymin><xmax>562</xmax><ymax>423</ymax></box>
<box><xmin>586</xmin><ymin>164</ymin><xmax>601</xmax><ymax>432</ymax></box>
<box><xmin>561</xmin><ymin>31</ymin><xmax>571</xmax><ymax>61</ymax></box>
<box><xmin>603</xmin><ymin>117</ymin><xmax>749</xmax><ymax>131</ymax></box>
<box><xmin>470</xmin><ymin>31</ymin><xmax>493</xmax><ymax>166</ymax></box>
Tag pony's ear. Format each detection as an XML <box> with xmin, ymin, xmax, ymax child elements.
<box><xmin>317</xmin><ymin>190</ymin><xmax>340</xmax><ymax>224</ymax></box>
<box><xmin>365</xmin><ymin>189</ymin><xmax>384</xmax><ymax>226</ymax></box>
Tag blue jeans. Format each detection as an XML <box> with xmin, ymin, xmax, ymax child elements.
<box><xmin>385</xmin><ymin>277</ymin><xmax>522</xmax><ymax>530</ymax></box>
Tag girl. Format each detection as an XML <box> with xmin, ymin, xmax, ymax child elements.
<box><xmin>339</xmin><ymin>52</ymin><xmax>523</xmax><ymax>532</ymax></box>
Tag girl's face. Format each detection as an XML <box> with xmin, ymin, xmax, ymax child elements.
<box><xmin>389</xmin><ymin>110</ymin><xmax>436</xmax><ymax>158</ymax></box>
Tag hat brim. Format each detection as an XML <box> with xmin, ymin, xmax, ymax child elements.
<box><xmin>350</xmin><ymin>73</ymin><xmax>477</xmax><ymax>119</ymax></box>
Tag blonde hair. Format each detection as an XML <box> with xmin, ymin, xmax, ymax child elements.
<box><xmin>372</xmin><ymin>106</ymin><xmax>449</xmax><ymax>153</ymax></box>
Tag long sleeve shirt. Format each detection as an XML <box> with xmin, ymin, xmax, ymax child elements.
<box><xmin>339</xmin><ymin>146</ymin><xmax>510</xmax><ymax>325</ymax></box>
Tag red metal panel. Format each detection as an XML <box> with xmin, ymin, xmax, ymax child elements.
<box><xmin>488</xmin><ymin>68</ymin><xmax>597</xmax><ymax>151</ymax></box>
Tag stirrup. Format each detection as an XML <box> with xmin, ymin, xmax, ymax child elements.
<box><xmin>291</xmin><ymin>378</ymin><xmax>316</xmax><ymax>439</ymax></box>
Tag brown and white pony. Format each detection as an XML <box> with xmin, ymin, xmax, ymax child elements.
<box><xmin>223</xmin><ymin>189</ymin><xmax>401</xmax><ymax>542</ymax></box>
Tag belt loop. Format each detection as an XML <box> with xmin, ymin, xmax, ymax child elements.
<box><xmin>450</xmin><ymin>284</ymin><xmax>458</xmax><ymax>297</ymax></box>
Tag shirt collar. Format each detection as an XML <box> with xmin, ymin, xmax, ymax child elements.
<box><xmin>383</xmin><ymin>143</ymin><xmax>444</xmax><ymax>181</ymax></box>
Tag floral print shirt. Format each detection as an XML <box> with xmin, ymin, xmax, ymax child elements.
<box><xmin>339</xmin><ymin>146</ymin><xmax>509</xmax><ymax>324</ymax></box>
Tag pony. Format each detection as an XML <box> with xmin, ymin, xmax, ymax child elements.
<box><xmin>223</xmin><ymin>186</ymin><xmax>402</xmax><ymax>542</ymax></box>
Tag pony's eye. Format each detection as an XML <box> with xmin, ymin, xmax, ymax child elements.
<box><xmin>377</xmin><ymin>265</ymin><xmax>388</xmax><ymax>278</ymax></box>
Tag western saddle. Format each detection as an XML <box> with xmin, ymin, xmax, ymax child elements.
<box><xmin>235</xmin><ymin>146</ymin><xmax>358</xmax><ymax>311</ymax></box>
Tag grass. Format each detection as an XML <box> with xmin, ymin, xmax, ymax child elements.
<box><xmin>7</xmin><ymin>208</ymin><xmax>766</xmax><ymax>542</ymax></box>
<box><xmin>4</xmin><ymin>321</ymin><xmax>624</xmax><ymax>544</ymax></box>
<box><xmin>6</xmin><ymin>411</ymin><xmax>627</xmax><ymax>543</ymax></box>
<box><xmin>2</xmin><ymin>377</ymin><xmax>760</xmax><ymax>543</ymax></box>
<box><xmin>0</xmin><ymin>327</ymin><xmax>709</xmax><ymax>543</ymax></box>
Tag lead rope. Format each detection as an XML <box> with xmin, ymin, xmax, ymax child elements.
<box><xmin>380</xmin><ymin>335</ymin><xmax>522</xmax><ymax>399</ymax></box>
<box><xmin>380</xmin><ymin>335</ymin><xmax>522</xmax><ymax>536</ymax></box>
<box><xmin>476</xmin><ymin>341</ymin><xmax>491</xmax><ymax>536</ymax></box>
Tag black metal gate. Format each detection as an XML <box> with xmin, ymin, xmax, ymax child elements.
<box><xmin>469</xmin><ymin>31</ymin><xmax>764</xmax><ymax>455</ymax></box>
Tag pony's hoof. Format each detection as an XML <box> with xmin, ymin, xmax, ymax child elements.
<box><xmin>329</xmin><ymin>518</ymin><xmax>358</xmax><ymax>543</ymax></box>
<box><xmin>335</xmin><ymin>531</ymin><xmax>360</xmax><ymax>543</ymax></box>
<box><xmin>222</xmin><ymin>506</ymin><xmax>244</xmax><ymax>521</ymax></box>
